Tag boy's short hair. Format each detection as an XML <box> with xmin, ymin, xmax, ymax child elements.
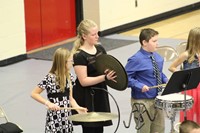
<box><xmin>139</xmin><ymin>28</ymin><xmax>159</xmax><ymax>45</ymax></box>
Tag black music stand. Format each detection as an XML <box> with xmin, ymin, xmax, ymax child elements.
<box><xmin>162</xmin><ymin>67</ymin><xmax>200</xmax><ymax>120</ymax></box>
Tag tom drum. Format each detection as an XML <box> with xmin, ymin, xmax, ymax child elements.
<box><xmin>155</xmin><ymin>93</ymin><xmax>194</xmax><ymax>111</ymax></box>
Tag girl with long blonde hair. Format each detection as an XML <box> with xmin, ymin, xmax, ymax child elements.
<box><xmin>31</xmin><ymin>48</ymin><xmax>87</xmax><ymax>133</ymax></box>
<box><xmin>169</xmin><ymin>27</ymin><xmax>200</xmax><ymax>124</ymax></box>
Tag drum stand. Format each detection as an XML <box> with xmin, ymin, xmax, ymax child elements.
<box><xmin>123</xmin><ymin>103</ymin><xmax>155</xmax><ymax>132</ymax></box>
<box><xmin>165</xmin><ymin>108</ymin><xmax>177</xmax><ymax>133</ymax></box>
<box><xmin>160</xmin><ymin>67</ymin><xmax>200</xmax><ymax>133</ymax></box>
<box><xmin>91</xmin><ymin>87</ymin><xmax>120</xmax><ymax>133</ymax></box>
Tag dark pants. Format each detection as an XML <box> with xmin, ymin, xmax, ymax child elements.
<box><xmin>82</xmin><ymin>126</ymin><xmax>103</xmax><ymax>133</ymax></box>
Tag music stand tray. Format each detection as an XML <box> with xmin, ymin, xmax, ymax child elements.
<box><xmin>162</xmin><ymin>67</ymin><xmax>200</xmax><ymax>96</ymax></box>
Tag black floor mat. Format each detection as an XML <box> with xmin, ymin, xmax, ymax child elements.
<box><xmin>27</xmin><ymin>37</ymin><xmax>136</xmax><ymax>60</ymax></box>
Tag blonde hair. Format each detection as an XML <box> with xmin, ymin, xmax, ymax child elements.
<box><xmin>186</xmin><ymin>27</ymin><xmax>200</xmax><ymax>63</ymax></box>
<box><xmin>71</xmin><ymin>19</ymin><xmax>97</xmax><ymax>54</ymax></box>
<box><xmin>50</xmin><ymin>48</ymin><xmax>71</xmax><ymax>92</ymax></box>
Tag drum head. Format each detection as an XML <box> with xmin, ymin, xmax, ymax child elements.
<box><xmin>156</xmin><ymin>93</ymin><xmax>192</xmax><ymax>101</ymax></box>
<box><xmin>95</xmin><ymin>54</ymin><xmax>128</xmax><ymax>91</ymax></box>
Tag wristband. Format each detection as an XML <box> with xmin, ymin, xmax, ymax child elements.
<box><xmin>104</xmin><ymin>74</ymin><xmax>108</xmax><ymax>81</ymax></box>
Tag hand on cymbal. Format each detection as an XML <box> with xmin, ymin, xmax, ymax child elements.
<box><xmin>104</xmin><ymin>69</ymin><xmax>117</xmax><ymax>83</ymax></box>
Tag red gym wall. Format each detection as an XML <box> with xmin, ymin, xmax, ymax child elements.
<box><xmin>24</xmin><ymin>0</ymin><xmax>76</xmax><ymax>51</ymax></box>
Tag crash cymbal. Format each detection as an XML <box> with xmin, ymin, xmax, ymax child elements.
<box><xmin>95</xmin><ymin>54</ymin><xmax>128</xmax><ymax>91</ymax></box>
<box><xmin>68</xmin><ymin>112</ymin><xmax>118</xmax><ymax>122</ymax></box>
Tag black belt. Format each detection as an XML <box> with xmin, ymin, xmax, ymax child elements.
<box><xmin>47</xmin><ymin>90</ymin><xmax>69</xmax><ymax>98</ymax></box>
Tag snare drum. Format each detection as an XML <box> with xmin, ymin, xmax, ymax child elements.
<box><xmin>155</xmin><ymin>93</ymin><xmax>194</xmax><ymax>111</ymax></box>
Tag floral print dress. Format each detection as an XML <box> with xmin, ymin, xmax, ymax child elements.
<box><xmin>38</xmin><ymin>73</ymin><xmax>74</xmax><ymax>133</ymax></box>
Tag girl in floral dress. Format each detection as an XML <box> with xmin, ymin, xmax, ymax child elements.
<box><xmin>31</xmin><ymin>48</ymin><xmax>87</xmax><ymax>133</ymax></box>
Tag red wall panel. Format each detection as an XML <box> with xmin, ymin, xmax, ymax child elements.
<box><xmin>25</xmin><ymin>0</ymin><xmax>76</xmax><ymax>51</ymax></box>
<box><xmin>24</xmin><ymin>0</ymin><xmax>42</xmax><ymax>51</ymax></box>
<box><xmin>41</xmin><ymin>0</ymin><xmax>76</xmax><ymax>46</ymax></box>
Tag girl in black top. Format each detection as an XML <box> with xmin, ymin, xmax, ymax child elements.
<box><xmin>71</xmin><ymin>19</ymin><xmax>116</xmax><ymax>133</ymax></box>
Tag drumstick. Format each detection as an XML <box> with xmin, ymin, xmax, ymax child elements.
<box><xmin>149</xmin><ymin>84</ymin><xmax>166</xmax><ymax>89</ymax></box>
<box><xmin>60</xmin><ymin>107</ymin><xmax>82</xmax><ymax>110</ymax></box>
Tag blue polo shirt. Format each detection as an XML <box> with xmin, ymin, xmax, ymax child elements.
<box><xmin>125</xmin><ymin>48</ymin><xmax>168</xmax><ymax>99</ymax></box>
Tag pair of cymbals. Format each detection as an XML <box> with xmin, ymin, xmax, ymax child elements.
<box><xmin>95</xmin><ymin>54</ymin><xmax>128</xmax><ymax>91</ymax></box>
<box><xmin>68</xmin><ymin>112</ymin><xmax>118</xmax><ymax>122</ymax></box>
